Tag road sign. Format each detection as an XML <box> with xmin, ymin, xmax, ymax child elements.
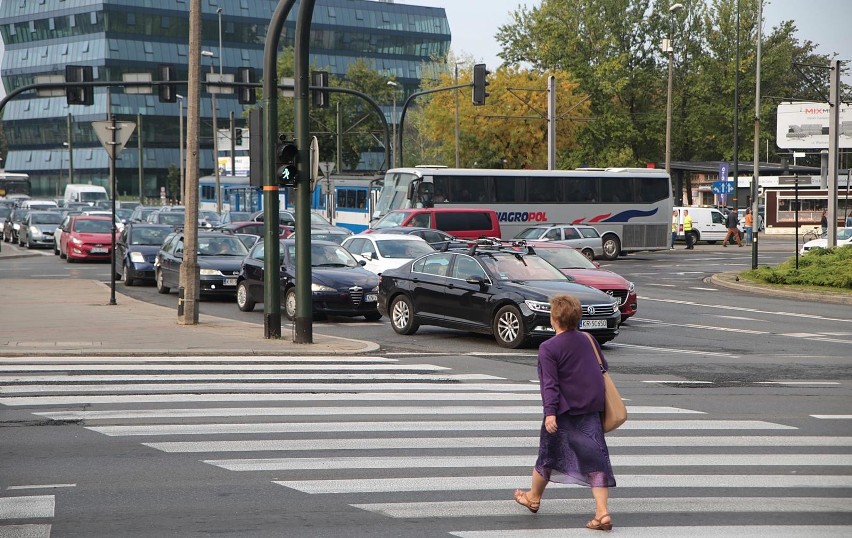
<box><xmin>719</xmin><ymin>162</ymin><xmax>729</xmax><ymax>183</ymax></box>
<box><xmin>92</xmin><ymin>120</ymin><xmax>136</xmax><ymax>160</ymax></box>
<box><xmin>711</xmin><ymin>181</ymin><xmax>735</xmax><ymax>195</ymax></box>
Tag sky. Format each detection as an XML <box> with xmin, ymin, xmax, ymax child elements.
<box><xmin>405</xmin><ymin>0</ymin><xmax>851</xmax><ymax>82</ymax></box>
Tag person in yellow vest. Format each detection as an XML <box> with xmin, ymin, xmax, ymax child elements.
<box><xmin>683</xmin><ymin>210</ymin><xmax>694</xmax><ymax>249</ymax></box>
<box><xmin>671</xmin><ymin>210</ymin><xmax>678</xmax><ymax>249</ymax></box>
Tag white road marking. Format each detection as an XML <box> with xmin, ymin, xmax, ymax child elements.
<box><xmin>0</xmin><ymin>373</ymin><xmax>500</xmax><ymax>383</ymax></box>
<box><xmin>145</xmin><ymin>435</ymin><xmax>852</xmax><ymax>453</ymax></box>
<box><xmin>643</xmin><ymin>380</ymin><xmax>714</xmax><ymax>384</ymax></box>
<box><xmin>0</xmin><ymin>496</ymin><xmax>54</xmax><ymax>519</ymax></box>
<box><xmin>6</xmin><ymin>484</ymin><xmax>75</xmax><ymax>490</ymax></box>
<box><xmin>450</xmin><ymin>526</ymin><xmax>852</xmax><ymax>537</ymax></box>
<box><xmin>716</xmin><ymin>315</ymin><xmax>766</xmax><ymax>321</ymax></box>
<box><xmin>632</xmin><ymin>318</ymin><xmax>767</xmax><ymax>335</ymax></box>
<box><xmin>0</xmin><ymin>363</ymin><xmax>449</xmax><ymax>373</ymax></box>
<box><xmin>0</xmin><ymin>524</ymin><xmax>52</xmax><ymax>537</ymax></box>
<box><xmin>755</xmin><ymin>381</ymin><xmax>840</xmax><ymax>385</ymax></box>
<box><xmin>0</xmin><ymin>355</ymin><xmax>399</xmax><ymax>363</ymax></box>
<box><xmin>640</xmin><ymin>296</ymin><xmax>850</xmax><ymax>322</ymax></box>
<box><xmin>812</xmin><ymin>415</ymin><xmax>852</xmax><ymax>419</ymax></box>
<box><xmin>607</xmin><ymin>342</ymin><xmax>739</xmax><ymax>357</ymax></box>
<box><xmin>690</xmin><ymin>287</ymin><xmax>719</xmax><ymax>291</ymax></box>
<box><xmin>34</xmin><ymin>405</ymin><xmax>691</xmax><ymax>421</ymax></box>
<box><xmin>206</xmin><ymin>454</ymin><xmax>849</xmax><ymax>472</ymax></box>
<box><xmin>276</xmin><ymin>474</ymin><xmax>852</xmax><ymax>494</ymax></box>
<box><xmin>1</xmin><ymin>382</ymin><xmax>539</xmax><ymax>394</ymax></box>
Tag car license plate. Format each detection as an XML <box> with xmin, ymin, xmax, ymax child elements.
<box><xmin>580</xmin><ymin>319</ymin><xmax>608</xmax><ymax>329</ymax></box>
<box><xmin>224</xmin><ymin>278</ymin><xmax>237</xmax><ymax>286</ymax></box>
<box><xmin>91</xmin><ymin>247</ymin><xmax>108</xmax><ymax>253</ymax></box>
<box><xmin>365</xmin><ymin>294</ymin><xmax>377</xmax><ymax>302</ymax></box>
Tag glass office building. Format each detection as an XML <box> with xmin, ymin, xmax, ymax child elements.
<box><xmin>0</xmin><ymin>0</ymin><xmax>450</xmax><ymax>199</ymax></box>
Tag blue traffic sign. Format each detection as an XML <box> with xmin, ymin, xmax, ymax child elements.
<box><xmin>711</xmin><ymin>181</ymin><xmax>735</xmax><ymax>195</ymax></box>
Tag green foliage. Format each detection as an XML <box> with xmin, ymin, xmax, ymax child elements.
<box><xmin>743</xmin><ymin>245</ymin><xmax>852</xmax><ymax>289</ymax></box>
<box><xmin>166</xmin><ymin>164</ymin><xmax>180</xmax><ymax>200</ymax></box>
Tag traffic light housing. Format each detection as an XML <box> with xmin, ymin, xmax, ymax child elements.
<box><xmin>237</xmin><ymin>67</ymin><xmax>257</xmax><ymax>105</ymax></box>
<box><xmin>65</xmin><ymin>65</ymin><xmax>94</xmax><ymax>106</ymax></box>
<box><xmin>234</xmin><ymin>128</ymin><xmax>244</xmax><ymax>146</ymax></box>
<box><xmin>158</xmin><ymin>64</ymin><xmax>177</xmax><ymax>103</ymax></box>
<box><xmin>472</xmin><ymin>63</ymin><xmax>490</xmax><ymax>106</ymax></box>
<box><xmin>276</xmin><ymin>135</ymin><xmax>298</xmax><ymax>187</ymax></box>
<box><xmin>311</xmin><ymin>70</ymin><xmax>330</xmax><ymax>108</ymax></box>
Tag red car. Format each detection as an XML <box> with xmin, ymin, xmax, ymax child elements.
<box><xmin>528</xmin><ymin>242</ymin><xmax>637</xmax><ymax>322</ymax></box>
<box><xmin>59</xmin><ymin>216</ymin><xmax>117</xmax><ymax>262</ymax></box>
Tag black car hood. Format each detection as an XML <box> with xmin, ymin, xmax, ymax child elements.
<box><xmin>198</xmin><ymin>256</ymin><xmax>245</xmax><ymax>273</ymax></box>
<box><xmin>311</xmin><ymin>266</ymin><xmax>379</xmax><ymax>289</ymax></box>
<box><xmin>497</xmin><ymin>279</ymin><xmax>614</xmax><ymax>304</ymax></box>
<box><xmin>127</xmin><ymin>245</ymin><xmax>162</xmax><ymax>256</ymax></box>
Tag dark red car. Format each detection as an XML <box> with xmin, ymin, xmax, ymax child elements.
<box><xmin>528</xmin><ymin>242</ymin><xmax>637</xmax><ymax>322</ymax></box>
<box><xmin>59</xmin><ymin>216</ymin><xmax>117</xmax><ymax>262</ymax></box>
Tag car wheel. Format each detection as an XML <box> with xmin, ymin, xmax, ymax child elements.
<box><xmin>236</xmin><ymin>281</ymin><xmax>255</xmax><ymax>312</ymax></box>
<box><xmin>123</xmin><ymin>263</ymin><xmax>135</xmax><ymax>287</ymax></box>
<box><xmin>389</xmin><ymin>295</ymin><xmax>419</xmax><ymax>335</ymax></box>
<box><xmin>284</xmin><ymin>287</ymin><xmax>297</xmax><ymax>321</ymax></box>
<box><xmin>706</xmin><ymin>240</ymin><xmax>717</xmax><ymax>245</ymax></box>
<box><xmin>688</xmin><ymin>231</ymin><xmax>699</xmax><ymax>245</ymax></box>
<box><xmin>364</xmin><ymin>312</ymin><xmax>382</xmax><ymax>322</ymax></box>
<box><xmin>601</xmin><ymin>235</ymin><xmax>621</xmax><ymax>261</ymax></box>
<box><xmin>156</xmin><ymin>269</ymin><xmax>170</xmax><ymax>294</ymax></box>
<box><xmin>580</xmin><ymin>248</ymin><xmax>595</xmax><ymax>261</ymax></box>
<box><xmin>59</xmin><ymin>245</ymin><xmax>67</xmax><ymax>259</ymax></box>
<box><xmin>53</xmin><ymin>242</ymin><xmax>59</xmax><ymax>255</ymax></box>
<box><xmin>493</xmin><ymin>304</ymin><xmax>527</xmax><ymax>349</ymax></box>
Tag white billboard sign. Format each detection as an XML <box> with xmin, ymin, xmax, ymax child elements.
<box><xmin>776</xmin><ymin>101</ymin><xmax>852</xmax><ymax>149</ymax></box>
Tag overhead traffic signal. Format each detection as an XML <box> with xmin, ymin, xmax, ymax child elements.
<box><xmin>158</xmin><ymin>64</ymin><xmax>177</xmax><ymax>103</ymax></box>
<box><xmin>311</xmin><ymin>70</ymin><xmax>330</xmax><ymax>108</ymax></box>
<box><xmin>65</xmin><ymin>65</ymin><xmax>94</xmax><ymax>106</ymax></box>
<box><xmin>472</xmin><ymin>63</ymin><xmax>490</xmax><ymax>106</ymax></box>
<box><xmin>237</xmin><ymin>67</ymin><xmax>257</xmax><ymax>105</ymax></box>
<box><xmin>276</xmin><ymin>135</ymin><xmax>298</xmax><ymax>187</ymax></box>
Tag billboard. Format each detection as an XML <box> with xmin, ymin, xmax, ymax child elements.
<box><xmin>776</xmin><ymin>101</ymin><xmax>851</xmax><ymax>149</ymax></box>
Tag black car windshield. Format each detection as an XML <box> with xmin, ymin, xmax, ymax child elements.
<box><xmin>480</xmin><ymin>253</ymin><xmax>568</xmax><ymax>281</ymax></box>
<box><xmin>31</xmin><ymin>213</ymin><xmax>63</xmax><ymax>224</ymax></box>
<box><xmin>131</xmin><ymin>227</ymin><xmax>172</xmax><ymax>245</ymax></box>
<box><xmin>285</xmin><ymin>243</ymin><xmax>359</xmax><ymax>268</ymax></box>
<box><xmin>199</xmin><ymin>236</ymin><xmax>249</xmax><ymax>256</ymax></box>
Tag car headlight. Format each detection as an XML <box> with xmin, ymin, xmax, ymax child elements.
<box><xmin>525</xmin><ymin>300</ymin><xmax>551</xmax><ymax>313</ymax></box>
<box><xmin>199</xmin><ymin>268</ymin><xmax>222</xmax><ymax>276</ymax></box>
<box><xmin>71</xmin><ymin>237</ymin><xmax>83</xmax><ymax>245</ymax></box>
<box><xmin>311</xmin><ymin>283</ymin><xmax>335</xmax><ymax>292</ymax></box>
<box><xmin>369</xmin><ymin>286</ymin><xmax>379</xmax><ymax>293</ymax></box>
<box><xmin>29</xmin><ymin>226</ymin><xmax>41</xmax><ymax>237</ymax></box>
<box><xmin>129</xmin><ymin>252</ymin><xmax>146</xmax><ymax>263</ymax></box>
<box><xmin>627</xmin><ymin>281</ymin><xmax>635</xmax><ymax>293</ymax></box>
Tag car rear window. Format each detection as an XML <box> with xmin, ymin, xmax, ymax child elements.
<box><xmin>434</xmin><ymin>211</ymin><xmax>493</xmax><ymax>232</ymax></box>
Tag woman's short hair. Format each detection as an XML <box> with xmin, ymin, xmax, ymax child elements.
<box><xmin>550</xmin><ymin>294</ymin><xmax>582</xmax><ymax>330</ymax></box>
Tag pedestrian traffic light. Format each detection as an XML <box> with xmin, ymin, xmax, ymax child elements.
<box><xmin>65</xmin><ymin>65</ymin><xmax>94</xmax><ymax>106</ymax></box>
<box><xmin>234</xmin><ymin>128</ymin><xmax>244</xmax><ymax>146</ymax></box>
<box><xmin>237</xmin><ymin>67</ymin><xmax>257</xmax><ymax>105</ymax></box>
<box><xmin>276</xmin><ymin>135</ymin><xmax>298</xmax><ymax>187</ymax></box>
<box><xmin>158</xmin><ymin>64</ymin><xmax>177</xmax><ymax>103</ymax></box>
<box><xmin>311</xmin><ymin>71</ymin><xmax>330</xmax><ymax>108</ymax></box>
<box><xmin>472</xmin><ymin>63</ymin><xmax>490</xmax><ymax>106</ymax></box>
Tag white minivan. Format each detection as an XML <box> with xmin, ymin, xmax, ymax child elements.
<box><xmin>674</xmin><ymin>206</ymin><xmax>728</xmax><ymax>244</ymax></box>
<box><xmin>64</xmin><ymin>184</ymin><xmax>108</xmax><ymax>206</ymax></box>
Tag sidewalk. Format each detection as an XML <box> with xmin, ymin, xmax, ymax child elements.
<box><xmin>0</xmin><ymin>277</ymin><xmax>378</xmax><ymax>357</ymax></box>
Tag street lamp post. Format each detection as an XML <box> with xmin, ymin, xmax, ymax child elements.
<box><xmin>664</xmin><ymin>2</ymin><xmax>684</xmax><ymax>176</ymax></box>
<box><xmin>387</xmin><ymin>80</ymin><xmax>398</xmax><ymax>168</ymax></box>
<box><xmin>202</xmin><ymin>50</ymin><xmax>221</xmax><ymax>213</ymax></box>
<box><xmin>62</xmin><ymin>142</ymin><xmax>71</xmax><ymax>191</ymax></box>
<box><xmin>176</xmin><ymin>94</ymin><xmax>186</xmax><ymax>203</ymax></box>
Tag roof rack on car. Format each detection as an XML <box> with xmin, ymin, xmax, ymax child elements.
<box><xmin>466</xmin><ymin>237</ymin><xmax>535</xmax><ymax>256</ymax></box>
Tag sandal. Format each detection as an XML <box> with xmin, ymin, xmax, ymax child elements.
<box><xmin>513</xmin><ymin>489</ymin><xmax>540</xmax><ymax>513</ymax></box>
<box><xmin>586</xmin><ymin>513</ymin><xmax>612</xmax><ymax>531</ymax></box>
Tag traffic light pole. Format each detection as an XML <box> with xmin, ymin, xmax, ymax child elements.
<box><xmin>293</xmin><ymin>0</ymin><xmax>317</xmax><ymax>344</ymax></box>
<box><xmin>261</xmin><ymin>0</ymin><xmax>298</xmax><ymax>339</ymax></box>
<box><xmin>396</xmin><ymin>83</ymin><xmax>470</xmax><ymax>168</ymax></box>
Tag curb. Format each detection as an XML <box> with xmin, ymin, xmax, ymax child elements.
<box><xmin>710</xmin><ymin>272</ymin><xmax>852</xmax><ymax>306</ymax></box>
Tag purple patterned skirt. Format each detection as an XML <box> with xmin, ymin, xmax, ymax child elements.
<box><xmin>534</xmin><ymin>411</ymin><xmax>616</xmax><ymax>488</ymax></box>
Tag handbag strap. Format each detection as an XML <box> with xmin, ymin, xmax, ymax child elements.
<box><xmin>584</xmin><ymin>331</ymin><xmax>606</xmax><ymax>373</ymax></box>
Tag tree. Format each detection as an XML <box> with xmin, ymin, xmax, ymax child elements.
<box><xmin>416</xmin><ymin>64</ymin><xmax>589</xmax><ymax>169</ymax></box>
<box><xmin>166</xmin><ymin>164</ymin><xmax>180</xmax><ymax>201</ymax></box>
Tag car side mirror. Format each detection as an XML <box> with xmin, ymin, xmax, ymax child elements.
<box><xmin>465</xmin><ymin>275</ymin><xmax>487</xmax><ymax>288</ymax></box>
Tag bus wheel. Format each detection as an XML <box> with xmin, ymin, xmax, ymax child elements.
<box><xmin>601</xmin><ymin>235</ymin><xmax>621</xmax><ymax>261</ymax></box>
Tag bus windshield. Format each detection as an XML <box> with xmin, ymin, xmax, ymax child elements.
<box><xmin>373</xmin><ymin>172</ymin><xmax>417</xmax><ymax>219</ymax></box>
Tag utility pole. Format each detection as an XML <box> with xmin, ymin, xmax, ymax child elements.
<box><xmin>66</xmin><ymin>113</ymin><xmax>74</xmax><ymax>184</ymax></box>
<box><xmin>547</xmin><ymin>75</ymin><xmax>556</xmax><ymax>170</ymax></box>
<box><xmin>750</xmin><ymin>0</ymin><xmax>762</xmax><ymax>269</ymax></box>
<box><xmin>827</xmin><ymin>59</ymin><xmax>841</xmax><ymax>248</ymax></box>
<box><xmin>454</xmin><ymin>63</ymin><xmax>460</xmax><ymax>168</ymax></box>
<box><xmin>178</xmin><ymin>0</ymin><xmax>201</xmax><ymax>325</ymax></box>
<box><xmin>137</xmin><ymin>113</ymin><xmax>143</xmax><ymax>202</ymax></box>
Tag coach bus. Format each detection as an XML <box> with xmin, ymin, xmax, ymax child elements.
<box><xmin>373</xmin><ymin>167</ymin><xmax>673</xmax><ymax>257</ymax></box>
<box><xmin>0</xmin><ymin>172</ymin><xmax>32</xmax><ymax>198</ymax></box>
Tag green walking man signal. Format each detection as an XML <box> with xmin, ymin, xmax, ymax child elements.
<box><xmin>276</xmin><ymin>135</ymin><xmax>298</xmax><ymax>187</ymax></box>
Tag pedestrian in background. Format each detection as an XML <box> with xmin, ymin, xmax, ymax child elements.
<box><xmin>513</xmin><ymin>294</ymin><xmax>616</xmax><ymax>531</ymax></box>
<box><xmin>671</xmin><ymin>209</ymin><xmax>678</xmax><ymax>249</ymax></box>
<box><xmin>744</xmin><ymin>208</ymin><xmax>754</xmax><ymax>246</ymax></box>
<box><xmin>723</xmin><ymin>208</ymin><xmax>743</xmax><ymax>247</ymax></box>
<box><xmin>821</xmin><ymin>209</ymin><xmax>828</xmax><ymax>237</ymax></box>
<box><xmin>683</xmin><ymin>210</ymin><xmax>694</xmax><ymax>249</ymax></box>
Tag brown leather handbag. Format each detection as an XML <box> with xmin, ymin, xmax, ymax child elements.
<box><xmin>585</xmin><ymin>332</ymin><xmax>627</xmax><ymax>433</ymax></box>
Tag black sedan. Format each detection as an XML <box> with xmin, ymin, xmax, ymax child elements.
<box><xmin>116</xmin><ymin>224</ymin><xmax>174</xmax><ymax>286</ymax></box>
<box><xmin>377</xmin><ymin>243</ymin><xmax>620</xmax><ymax>348</ymax></box>
<box><xmin>155</xmin><ymin>232</ymin><xmax>249</xmax><ymax>296</ymax></box>
<box><xmin>236</xmin><ymin>239</ymin><xmax>381</xmax><ymax>321</ymax></box>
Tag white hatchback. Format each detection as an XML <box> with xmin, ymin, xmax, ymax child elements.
<box><xmin>800</xmin><ymin>227</ymin><xmax>852</xmax><ymax>255</ymax></box>
<box><xmin>342</xmin><ymin>233</ymin><xmax>435</xmax><ymax>275</ymax></box>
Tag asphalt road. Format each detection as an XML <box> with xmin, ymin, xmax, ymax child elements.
<box><xmin>2</xmin><ymin>238</ymin><xmax>850</xmax><ymax>536</ymax></box>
